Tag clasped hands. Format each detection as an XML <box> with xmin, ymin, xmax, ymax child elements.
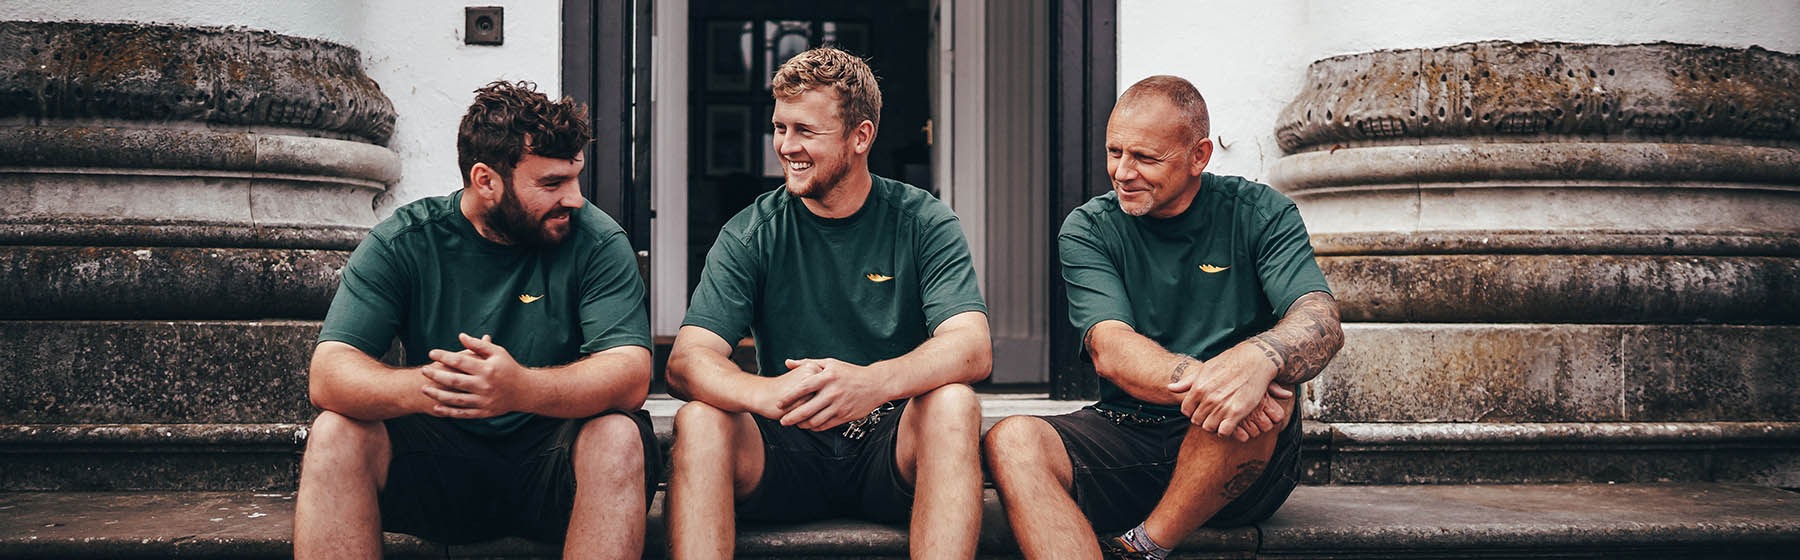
<box><xmin>756</xmin><ymin>357</ymin><xmax>889</xmax><ymax>431</ymax></box>
<box><xmin>1169</xmin><ymin>342</ymin><xmax>1294</xmax><ymax>443</ymax></box>
<box><xmin>419</xmin><ymin>332</ymin><xmax>530</xmax><ymax>419</ymax></box>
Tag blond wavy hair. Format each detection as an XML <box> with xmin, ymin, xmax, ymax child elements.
<box><xmin>771</xmin><ymin>47</ymin><xmax>882</xmax><ymax>134</ymax></box>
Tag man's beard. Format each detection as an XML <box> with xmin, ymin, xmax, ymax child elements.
<box><xmin>787</xmin><ymin>156</ymin><xmax>851</xmax><ymax>201</ymax></box>
<box><xmin>483</xmin><ymin>182</ymin><xmax>571</xmax><ymax>248</ymax></box>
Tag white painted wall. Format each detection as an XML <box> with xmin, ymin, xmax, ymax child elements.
<box><xmin>1117</xmin><ymin>0</ymin><xmax>1800</xmax><ymax>185</ymax></box>
<box><xmin>0</xmin><ymin>0</ymin><xmax>564</xmax><ymax>214</ymax></box>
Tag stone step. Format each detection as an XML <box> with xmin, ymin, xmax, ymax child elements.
<box><xmin>5</xmin><ymin>409</ymin><xmax>1797</xmax><ymax>491</ymax></box>
<box><xmin>2</xmin><ymin>484</ymin><xmax>1797</xmax><ymax>558</ymax></box>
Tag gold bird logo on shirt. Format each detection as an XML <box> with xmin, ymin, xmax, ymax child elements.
<box><xmin>518</xmin><ymin>294</ymin><xmax>544</xmax><ymax>303</ymax></box>
<box><xmin>1198</xmin><ymin>264</ymin><xmax>1229</xmax><ymax>274</ymax></box>
<box><xmin>865</xmin><ymin>273</ymin><xmax>894</xmax><ymax>283</ymax></box>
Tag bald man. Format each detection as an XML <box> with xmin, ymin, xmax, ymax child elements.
<box><xmin>983</xmin><ymin>75</ymin><xmax>1344</xmax><ymax>559</ymax></box>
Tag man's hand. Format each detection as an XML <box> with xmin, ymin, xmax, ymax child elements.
<box><xmin>1166</xmin><ymin>341</ymin><xmax>1292</xmax><ymax>441</ymax></box>
<box><xmin>420</xmin><ymin>333</ymin><xmax>531</xmax><ymax>419</ymax></box>
<box><xmin>776</xmin><ymin>358</ymin><xmax>891</xmax><ymax>431</ymax></box>
<box><xmin>745</xmin><ymin>359</ymin><xmax>824</xmax><ymax>420</ymax></box>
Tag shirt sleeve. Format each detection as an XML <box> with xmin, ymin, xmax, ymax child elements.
<box><xmin>681</xmin><ymin>231</ymin><xmax>760</xmax><ymax>343</ymax></box>
<box><xmin>577</xmin><ymin>231</ymin><xmax>652</xmax><ymax>353</ymax></box>
<box><xmin>1253</xmin><ymin>203</ymin><xmax>1333</xmax><ymax>317</ymax></box>
<box><xmin>916</xmin><ymin>213</ymin><xmax>988</xmax><ymax>333</ymax></box>
<box><xmin>1059</xmin><ymin>211</ymin><xmax>1136</xmax><ymax>347</ymax></box>
<box><xmin>318</xmin><ymin>235</ymin><xmax>407</xmax><ymax>357</ymax></box>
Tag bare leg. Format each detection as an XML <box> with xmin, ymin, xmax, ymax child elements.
<box><xmin>668</xmin><ymin>401</ymin><xmax>765</xmax><ymax>559</ymax></box>
<box><xmin>564</xmin><ymin>414</ymin><xmax>648</xmax><ymax>559</ymax></box>
<box><xmin>294</xmin><ymin>411</ymin><xmax>391</xmax><ymax>560</ymax></box>
<box><xmin>894</xmin><ymin>383</ymin><xmax>982</xmax><ymax>559</ymax></box>
<box><xmin>1141</xmin><ymin>397</ymin><xmax>1294</xmax><ymax>548</ymax></box>
<box><xmin>983</xmin><ymin>415</ymin><xmax>1096</xmax><ymax>560</ymax></box>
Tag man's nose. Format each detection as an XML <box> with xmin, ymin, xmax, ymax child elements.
<box><xmin>561</xmin><ymin>182</ymin><xmax>585</xmax><ymax>208</ymax></box>
<box><xmin>1112</xmin><ymin>158</ymin><xmax>1137</xmax><ymax>183</ymax></box>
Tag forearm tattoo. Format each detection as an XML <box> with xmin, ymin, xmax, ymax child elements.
<box><xmin>1171</xmin><ymin>357</ymin><xmax>1195</xmax><ymax>384</ymax></box>
<box><xmin>1251</xmin><ymin>292</ymin><xmax>1345</xmax><ymax>386</ymax></box>
<box><xmin>1221</xmin><ymin>460</ymin><xmax>1267</xmax><ymax>499</ymax></box>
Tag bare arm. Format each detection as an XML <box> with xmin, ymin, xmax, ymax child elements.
<box><xmin>1084</xmin><ymin>319</ymin><xmax>1192</xmax><ymax>406</ymax></box>
<box><xmin>665</xmin><ymin>325</ymin><xmax>818</xmax><ymax>419</ymax></box>
<box><xmin>777</xmin><ymin>310</ymin><xmax>993</xmax><ymax>430</ymax></box>
<box><xmin>1249</xmin><ymin>291</ymin><xmax>1344</xmax><ymax>387</ymax></box>
<box><xmin>418</xmin><ymin>333</ymin><xmax>651</xmax><ymax>419</ymax></box>
<box><xmin>308</xmin><ymin>340</ymin><xmax>439</xmax><ymax>421</ymax></box>
<box><xmin>865</xmin><ymin>310</ymin><xmax>992</xmax><ymax>398</ymax></box>
<box><xmin>1173</xmin><ymin>291</ymin><xmax>1343</xmax><ymax>439</ymax></box>
<box><xmin>512</xmin><ymin>345</ymin><xmax>651</xmax><ymax>416</ymax></box>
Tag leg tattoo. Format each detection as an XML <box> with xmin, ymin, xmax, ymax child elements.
<box><xmin>1220</xmin><ymin>460</ymin><xmax>1266</xmax><ymax>500</ymax></box>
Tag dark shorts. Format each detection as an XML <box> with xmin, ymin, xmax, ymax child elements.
<box><xmin>1040</xmin><ymin>400</ymin><xmax>1302</xmax><ymax>532</ymax></box>
<box><xmin>735</xmin><ymin>401</ymin><xmax>915</xmax><ymax>523</ymax></box>
<box><xmin>377</xmin><ymin>410</ymin><xmax>661</xmax><ymax>544</ymax></box>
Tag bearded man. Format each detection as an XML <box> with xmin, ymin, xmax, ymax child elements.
<box><xmin>295</xmin><ymin>81</ymin><xmax>657</xmax><ymax>559</ymax></box>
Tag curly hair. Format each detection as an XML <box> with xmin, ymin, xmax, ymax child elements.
<box><xmin>771</xmin><ymin>47</ymin><xmax>882</xmax><ymax>134</ymax></box>
<box><xmin>456</xmin><ymin>81</ymin><xmax>593</xmax><ymax>187</ymax></box>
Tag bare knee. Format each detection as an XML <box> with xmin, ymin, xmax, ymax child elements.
<box><xmin>982</xmin><ymin>416</ymin><xmax>1066</xmax><ymax>483</ymax></box>
<box><xmin>301</xmin><ymin>411</ymin><xmax>388</xmax><ymax>481</ymax></box>
<box><xmin>912</xmin><ymin>383</ymin><xmax>980</xmax><ymax>431</ymax></box>
<box><xmin>674</xmin><ymin>400</ymin><xmax>737</xmax><ymax>444</ymax></box>
<box><xmin>306</xmin><ymin>411</ymin><xmax>386</xmax><ymax>454</ymax></box>
<box><xmin>575</xmin><ymin>413</ymin><xmax>644</xmax><ymax>473</ymax></box>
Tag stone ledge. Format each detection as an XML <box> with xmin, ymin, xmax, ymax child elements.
<box><xmin>0</xmin><ymin>21</ymin><xmax>396</xmax><ymax>144</ymax></box>
<box><xmin>0</xmin><ymin>321</ymin><xmax>318</xmax><ymax>425</ymax></box>
<box><xmin>0</xmin><ymin>246</ymin><xmax>346</xmax><ymax>319</ymax></box>
<box><xmin>1317</xmin><ymin>323</ymin><xmax>1800</xmax><ymax>422</ymax></box>
<box><xmin>4</xmin><ymin>484</ymin><xmax>1797</xmax><ymax>558</ymax></box>
<box><xmin>1321</xmin><ymin>254</ymin><xmax>1800</xmax><ymax>323</ymax></box>
<box><xmin>1273</xmin><ymin>142</ymin><xmax>1800</xmax><ymax>192</ymax></box>
<box><xmin>1273</xmin><ymin>41</ymin><xmax>1800</xmax><ymax>152</ymax></box>
<box><xmin>0</xmin><ymin>220</ymin><xmax>368</xmax><ymax>250</ymax></box>
<box><xmin>1309</xmin><ymin>230</ymin><xmax>1800</xmax><ymax>257</ymax></box>
<box><xmin>0</xmin><ymin>126</ymin><xmax>402</xmax><ymax>185</ymax></box>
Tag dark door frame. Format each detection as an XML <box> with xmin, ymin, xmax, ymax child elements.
<box><xmin>1047</xmin><ymin>0</ymin><xmax>1116</xmax><ymax>400</ymax></box>
<box><xmin>564</xmin><ymin>0</ymin><xmax>652</xmax><ymax>251</ymax></box>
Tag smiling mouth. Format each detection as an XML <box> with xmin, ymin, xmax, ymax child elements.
<box><xmin>788</xmin><ymin>161</ymin><xmax>813</xmax><ymax>172</ymax></box>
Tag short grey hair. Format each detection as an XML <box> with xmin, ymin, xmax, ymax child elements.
<box><xmin>1117</xmin><ymin>75</ymin><xmax>1210</xmax><ymax>143</ymax></box>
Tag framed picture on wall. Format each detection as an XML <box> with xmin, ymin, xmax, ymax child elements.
<box><xmin>706</xmin><ymin>20</ymin><xmax>754</xmax><ymax>91</ymax></box>
<box><xmin>705</xmin><ymin>105</ymin><xmax>751</xmax><ymax>175</ymax></box>
<box><xmin>821</xmin><ymin>21</ymin><xmax>868</xmax><ymax>57</ymax></box>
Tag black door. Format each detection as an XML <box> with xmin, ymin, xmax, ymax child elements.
<box><xmin>685</xmin><ymin>0</ymin><xmax>935</xmax><ymax>296</ymax></box>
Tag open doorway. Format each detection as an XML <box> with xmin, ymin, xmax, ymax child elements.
<box><xmin>682</xmin><ymin>1</ymin><xmax>936</xmax><ymax>302</ymax></box>
<box><xmin>645</xmin><ymin>0</ymin><xmax>1075</xmax><ymax>390</ymax></box>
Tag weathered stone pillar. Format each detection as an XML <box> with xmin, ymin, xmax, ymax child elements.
<box><xmin>0</xmin><ymin>21</ymin><xmax>398</xmax><ymax>490</ymax></box>
<box><xmin>1272</xmin><ymin>42</ymin><xmax>1799</xmax><ymax>485</ymax></box>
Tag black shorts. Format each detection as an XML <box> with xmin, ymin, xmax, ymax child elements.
<box><xmin>735</xmin><ymin>401</ymin><xmax>914</xmax><ymax>523</ymax></box>
<box><xmin>1039</xmin><ymin>401</ymin><xmax>1302</xmax><ymax>532</ymax></box>
<box><xmin>377</xmin><ymin>410</ymin><xmax>661</xmax><ymax>544</ymax></box>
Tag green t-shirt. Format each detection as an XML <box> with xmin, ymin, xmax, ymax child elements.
<box><xmin>1060</xmin><ymin>173</ymin><xmax>1331</xmax><ymax>418</ymax></box>
<box><xmin>684</xmin><ymin>174</ymin><xmax>986</xmax><ymax>377</ymax></box>
<box><xmin>318</xmin><ymin>190</ymin><xmax>651</xmax><ymax>435</ymax></box>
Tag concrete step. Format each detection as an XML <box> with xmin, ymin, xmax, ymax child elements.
<box><xmin>3</xmin><ymin>484</ymin><xmax>1797</xmax><ymax>558</ymax></box>
<box><xmin>4</xmin><ymin>397</ymin><xmax>1797</xmax><ymax>490</ymax></box>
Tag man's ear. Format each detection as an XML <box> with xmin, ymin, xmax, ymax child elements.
<box><xmin>468</xmin><ymin>163</ymin><xmax>502</xmax><ymax>199</ymax></box>
<box><xmin>852</xmin><ymin>120</ymin><xmax>876</xmax><ymax>155</ymax></box>
<box><xmin>1190</xmin><ymin>137</ymin><xmax>1214</xmax><ymax>177</ymax></box>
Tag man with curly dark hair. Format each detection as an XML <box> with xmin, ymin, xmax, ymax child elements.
<box><xmin>295</xmin><ymin>81</ymin><xmax>657</xmax><ymax>559</ymax></box>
